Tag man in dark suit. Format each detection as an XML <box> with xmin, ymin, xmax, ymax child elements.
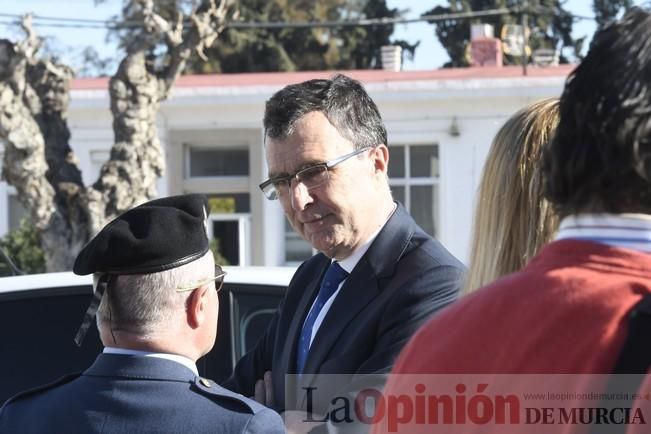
<box><xmin>0</xmin><ymin>194</ymin><xmax>284</xmax><ymax>434</ymax></box>
<box><xmin>224</xmin><ymin>74</ymin><xmax>464</xmax><ymax>431</ymax></box>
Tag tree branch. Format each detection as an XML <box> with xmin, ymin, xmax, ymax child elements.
<box><xmin>160</xmin><ymin>0</ymin><xmax>233</xmax><ymax>96</ymax></box>
<box><xmin>89</xmin><ymin>0</ymin><xmax>233</xmax><ymax>233</ymax></box>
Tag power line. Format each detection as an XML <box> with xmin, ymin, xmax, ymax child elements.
<box><xmin>0</xmin><ymin>7</ymin><xmax>596</xmax><ymax>32</ymax></box>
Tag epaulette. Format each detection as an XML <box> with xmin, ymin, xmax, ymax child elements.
<box><xmin>2</xmin><ymin>373</ymin><xmax>81</xmax><ymax>407</ymax></box>
<box><xmin>191</xmin><ymin>377</ymin><xmax>267</xmax><ymax>414</ymax></box>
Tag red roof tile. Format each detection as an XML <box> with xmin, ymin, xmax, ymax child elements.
<box><xmin>71</xmin><ymin>65</ymin><xmax>575</xmax><ymax>90</ymax></box>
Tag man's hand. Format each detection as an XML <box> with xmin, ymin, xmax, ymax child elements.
<box><xmin>254</xmin><ymin>370</ymin><xmax>274</xmax><ymax>407</ymax></box>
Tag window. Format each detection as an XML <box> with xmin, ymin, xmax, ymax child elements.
<box><xmin>206</xmin><ymin>193</ymin><xmax>251</xmax><ymax>213</ymax></box>
<box><xmin>204</xmin><ymin>194</ymin><xmax>251</xmax><ymax>266</ymax></box>
<box><xmin>8</xmin><ymin>195</ymin><xmax>26</xmax><ymax>231</ymax></box>
<box><xmin>389</xmin><ymin>144</ymin><xmax>439</xmax><ymax>237</ymax></box>
<box><xmin>187</xmin><ymin>147</ymin><xmax>249</xmax><ymax>177</ymax></box>
<box><xmin>229</xmin><ymin>289</ymin><xmax>284</xmax><ymax>364</ymax></box>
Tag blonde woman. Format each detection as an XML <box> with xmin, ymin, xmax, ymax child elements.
<box><xmin>463</xmin><ymin>98</ymin><xmax>560</xmax><ymax>293</ymax></box>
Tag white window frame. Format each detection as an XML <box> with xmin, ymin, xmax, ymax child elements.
<box><xmin>388</xmin><ymin>144</ymin><xmax>440</xmax><ymax>235</ymax></box>
<box><xmin>207</xmin><ymin>213</ymin><xmax>251</xmax><ymax>266</ymax></box>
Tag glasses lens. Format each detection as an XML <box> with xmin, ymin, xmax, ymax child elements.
<box><xmin>297</xmin><ymin>165</ymin><xmax>328</xmax><ymax>189</ymax></box>
<box><xmin>262</xmin><ymin>185</ymin><xmax>278</xmax><ymax>200</ymax></box>
<box><xmin>261</xmin><ymin>178</ymin><xmax>289</xmax><ymax>200</ymax></box>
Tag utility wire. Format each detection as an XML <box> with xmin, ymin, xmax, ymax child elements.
<box><xmin>0</xmin><ymin>7</ymin><xmax>596</xmax><ymax>31</ymax></box>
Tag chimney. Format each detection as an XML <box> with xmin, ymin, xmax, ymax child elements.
<box><xmin>470</xmin><ymin>24</ymin><xmax>502</xmax><ymax>67</ymax></box>
<box><xmin>380</xmin><ymin>45</ymin><xmax>402</xmax><ymax>71</ymax></box>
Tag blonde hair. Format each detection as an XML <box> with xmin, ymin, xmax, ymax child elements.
<box><xmin>463</xmin><ymin>98</ymin><xmax>561</xmax><ymax>294</ymax></box>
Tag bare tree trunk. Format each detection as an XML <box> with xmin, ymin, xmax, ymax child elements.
<box><xmin>0</xmin><ymin>1</ymin><xmax>232</xmax><ymax>271</ymax></box>
<box><xmin>0</xmin><ymin>16</ymin><xmax>85</xmax><ymax>270</ymax></box>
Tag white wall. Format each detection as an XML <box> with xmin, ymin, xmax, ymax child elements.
<box><xmin>0</xmin><ymin>70</ymin><xmax>567</xmax><ymax>266</ymax></box>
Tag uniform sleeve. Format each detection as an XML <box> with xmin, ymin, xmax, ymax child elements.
<box><xmin>242</xmin><ymin>408</ymin><xmax>285</xmax><ymax>434</ymax></box>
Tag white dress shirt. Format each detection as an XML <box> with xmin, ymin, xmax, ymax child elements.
<box><xmin>555</xmin><ymin>213</ymin><xmax>651</xmax><ymax>253</ymax></box>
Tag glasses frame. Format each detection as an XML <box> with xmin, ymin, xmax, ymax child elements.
<box><xmin>175</xmin><ymin>265</ymin><xmax>226</xmax><ymax>293</ymax></box>
<box><xmin>259</xmin><ymin>147</ymin><xmax>372</xmax><ymax>200</ymax></box>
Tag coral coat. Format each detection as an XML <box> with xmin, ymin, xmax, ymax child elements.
<box><xmin>376</xmin><ymin>240</ymin><xmax>651</xmax><ymax>434</ymax></box>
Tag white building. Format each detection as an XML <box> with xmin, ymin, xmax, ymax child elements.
<box><xmin>0</xmin><ymin>65</ymin><xmax>574</xmax><ymax>267</ymax></box>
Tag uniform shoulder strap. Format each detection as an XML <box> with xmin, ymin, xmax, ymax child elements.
<box><xmin>191</xmin><ymin>377</ymin><xmax>269</xmax><ymax>414</ymax></box>
<box><xmin>2</xmin><ymin>373</ymin><xmax>81</xmax><ymax>407</ymax></box>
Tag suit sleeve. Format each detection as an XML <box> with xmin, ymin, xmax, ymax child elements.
<box><xmin>322</xmin><ymin>263</ymin><xmax>463</xmax><ymax>432</ymax></box>
<box><xmin>358</xmin><ymin>263</ymin><xmax>462</xmax><ymax>375</ymax></box>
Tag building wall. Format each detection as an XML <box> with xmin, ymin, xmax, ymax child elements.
<box><xmin>0</xmin><ymin>69</ymin><xmax>569</xmax><ymax>267</ymax></box>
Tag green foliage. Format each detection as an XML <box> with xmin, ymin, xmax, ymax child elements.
<box><xmin>0</xmin><ymin>219</ymin><xmax>46</xmax><ymax>276</ymax></box>
<box><xmin>105</xmin><ymin>0</ymin><xmax>417</xmax><ymax>74</ymax></box>
<box><xmin>424</xmin><ymin>0</ymin><xmax>584</xmax><ymax>67</ymax></box>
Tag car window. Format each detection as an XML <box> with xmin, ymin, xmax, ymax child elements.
<box><xmin>230</xmin><ymin>290</ymin><xmax>284</xmax><ymax>365</ymax></box>
<box><xmin>0</xmin><ymin>285</ymin><xmax>103</xmax><ymax>404</ymax></box>
<box><xmin>197</xmin><ymin>283</ymin><xmax>284</xmax><ymax>382</ymax></box>
<box><xmin>0</xmin><ymin>273</ymin><xmax>289</xmax><ymax>403</ymax></box>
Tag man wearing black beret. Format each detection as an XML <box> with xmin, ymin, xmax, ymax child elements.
<box><xmin>0</xmin><ymin>194</ymin><xmax>285</xmax><ymax>434</ymax></box>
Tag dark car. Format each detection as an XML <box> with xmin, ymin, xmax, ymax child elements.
<box><xmin>0</xmin><ymin>266</ymin><xmax>295</xmax><ymax>404</ymax></box>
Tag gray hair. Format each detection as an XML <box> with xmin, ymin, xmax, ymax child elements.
<box><xmin>96</xmin><ymin>251</ymin><xmax>214</xmax><ymax>338</ymax></box>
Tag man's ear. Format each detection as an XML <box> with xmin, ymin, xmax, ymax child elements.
<box><xmin>371</xmin><ymin>144</ymin><xmax>389</xmax><ymax>175</ymax></box>
<box><xmin>186</xmin><ymin>285</ymin><xmax>209</xmax><ymax>329</ymax></box>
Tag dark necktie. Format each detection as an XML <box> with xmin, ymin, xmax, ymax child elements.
<box><xmin>296</xmin><ymin>261</ymin><xmax>349</xmax><ymax>374</ymax></box>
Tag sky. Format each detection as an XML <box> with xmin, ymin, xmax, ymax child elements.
<box><xmin>0</xmin><ymin>0</ymin><xmax>646</xmax><ymax>73</ymax></box>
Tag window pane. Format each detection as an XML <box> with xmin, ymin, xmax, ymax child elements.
<box><xmin>411</xmin><ymin>185</ymin><xmax>438</xmax><ymax>237</ymax></box>
<box><xmin>388</xmin><ymin>145</ymin><xmax>405</xmax><ymax>178</ymax></box>
<box><xmin>391</xmin><ymin>185</ymin><xmax>405</xmax><ymax>207</ymax></box>
<box><xmin>211</xmin><ymin>220</ymin><xmax>239</xmax><ymax>266</ymax></box>
<box><xmin>9</xmin><ymin>195</ymin><xmax>26</xmax><ymax>231</ymax></box>
<box><xmin>205</xmin><ymin>193</ymin><xmax>250</xmax><ymax>213</ymax></box>
<box><xmin>230</xmin><ymin>291</ymin><xmax>283</xmax><ymax>362</ymax></box>
<box><xmin>189</xmin><ymin>148</ymin><xmax>249</xmax><ymax>177</ymax></box>
<box><xmin>410</xmin><ymin>145</ymin><xmax>439</xmax><ymax>177</ymax></box>
<box><xmin>285</xmin><ymin>219</ymin><xmax>312</xmax><ymax>263</ymax></box>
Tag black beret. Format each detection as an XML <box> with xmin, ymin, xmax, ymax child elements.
<box><xmin>73</xmin><ymin>194</ymin><xmax>210</xmax><ymax>275</ymax></box>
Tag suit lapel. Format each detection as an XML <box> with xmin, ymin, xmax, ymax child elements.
<box><xmin>294</xmin><ymin>203</ymin><xmax>417</xmax><ymax>406</ymax></box>
<box><xmin>301</xmin><ymin>203</ymin><xmax>416</xmax><ymax>378</ymax></box>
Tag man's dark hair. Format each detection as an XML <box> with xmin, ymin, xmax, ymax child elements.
<box><xmin>263</xmin><ymin>74</ymin><xmax>387</xmax><ymax>150</ymax></box>
<box><xmin>543</xmin><ymin>7</ymin><xmax>651</xmax><ymax>216</ymax></box>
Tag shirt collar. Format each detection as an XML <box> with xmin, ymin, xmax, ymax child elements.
<box><xmin>555</xmin><ymin>213</ymin><xmax>651</xmax><ymax>253</ymax></box>
<box><xmin>103</xmin><ymin>347</ymin><xmax>198</xmax><ymax>375</ymax></box>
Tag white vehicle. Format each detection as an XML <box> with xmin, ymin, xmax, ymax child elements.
<box><xmin>0</xmin><ymin>266</ymin><xmax>295</xmax><ymax>404</ymax></box>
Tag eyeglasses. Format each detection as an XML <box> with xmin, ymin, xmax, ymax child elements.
<box><xmin>259</xmin><ymin>147</ymin><xmax>371</xmax><ymax>200</ymax></box>
<box><xmin>175</xmin><ymin>265</ymin><xmax>226</xmax><ymax>293</ymax></box>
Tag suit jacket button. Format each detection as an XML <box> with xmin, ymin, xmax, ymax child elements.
<box><xmin>199</xmin><ymin>378</ymin><xmax>212</xmax><ymax>387</ymax></box>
